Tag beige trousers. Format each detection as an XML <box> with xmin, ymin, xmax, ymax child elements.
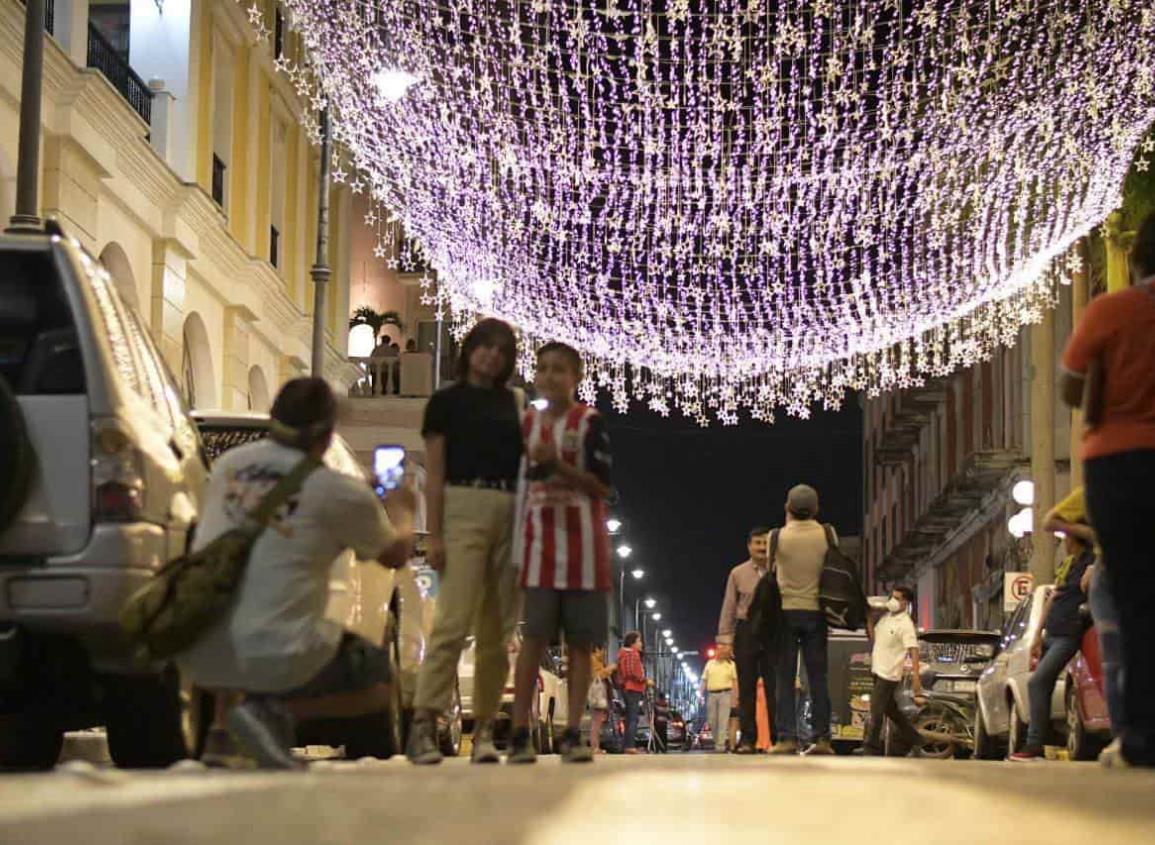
<box><xmin>413</xmin><ymin>487</ymin><xmax>520</xmax><ymax>725</ymax></box>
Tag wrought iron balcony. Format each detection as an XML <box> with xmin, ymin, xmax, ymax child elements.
<box><xmin>874</xmin><ymin>378</ymin><xmax>949</xmax><ymax>466</ymax></box>
<box><xmin>86</xmin><ymin>22</ymin><xmax>152</xmax><ymax>124</ymax></box>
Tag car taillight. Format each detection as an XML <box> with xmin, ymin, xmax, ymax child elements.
<box><xmin>92</xmin><ymin>419</ymin><xmax>145</xmax><ymax>522</ymax></box>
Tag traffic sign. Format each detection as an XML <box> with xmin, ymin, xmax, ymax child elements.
<box><xmin>1004</xmin><ymin>572</ymin><xmax>1034</xmax><ymax>611</ymax></box>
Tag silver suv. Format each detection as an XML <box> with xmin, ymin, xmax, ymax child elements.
<box><xmin>0</xmin><ymin>227</ymin><xmax>208</xmax><ymax>769</ymax></box>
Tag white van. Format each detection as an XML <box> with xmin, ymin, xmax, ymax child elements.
<box><xmin>0</xmin><ymin>226</ymin><xmax>209</xmax><ymax>769</ymax></box>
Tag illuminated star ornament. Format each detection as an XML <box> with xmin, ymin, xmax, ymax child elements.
<box><xmin>260</xmin><ymin>1</ymin><xmax>1155</xmax><ymax>424</ymax></box>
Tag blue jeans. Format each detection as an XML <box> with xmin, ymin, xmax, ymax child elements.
<box><xmin>1026</xmin><ymin>635</ymin><xmax>1080</xmax><ymax>750</ymax></box>
<box><xmin>1090</xmin><ymin>565</ymin><xmax>1123</xmax><ymax>735</ymax></box>
<box><xmin>1087</xmin><ymin>450</ymin><xmax>1155</xmax><ymax>765</ymax></box>
<box><xmin>775</xmin><ymin>611</ymin><xmax>830</xmax><ymax>742</ymax></box>
<box><xmin>623</xmin><ymin>691</ymin><xmax>643</xmax><ymax>751</ymax></box>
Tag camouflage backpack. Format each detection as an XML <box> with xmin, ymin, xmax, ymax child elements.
<box><xmin>121</xmin><ymin>456</ymin><xmax>320</xmax><ymax>661</ymax></box>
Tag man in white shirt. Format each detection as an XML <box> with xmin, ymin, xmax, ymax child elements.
<box><xmin>178</xmin><ymin>378</ymin><xmax>415</xmax><ymax>769</ymax></box>
<box><xmin>862</xmin><ymin>586</ymin><xmax>926</xmax><ymax>756</ymax></box>
<box><xmin>700</xmin><ymin>645</ymin><xmax>739</xmax><ymax>752</ymax></box>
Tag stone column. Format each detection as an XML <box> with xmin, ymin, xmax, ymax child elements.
<box><xmin>222</xmin><ymin>304</ymin><xmax>257</xmax><ymax>411</ymax></box>
<box><xmin>51</xmin><ymin>0</ymin><xmax>90</xmax><ymax>68</ymax></box>
<box><xmin>148</xmin><ymin>80</ymin><xmax>176</xmax><ymax>165</ymax></box>
<box><xmin>1104</xmin><ymin>211</ymin><xmax>1135</xmax><ymax>293</ymax></box>
<box><xmin>1029</xmin><ymin>311</ymin><xmax>1056</xmax><ymax>583</ymax></box>
<box><xmin>149</xmin><ymin>238</ymin><xmax>191</xmax><ymax>374</ymax></box>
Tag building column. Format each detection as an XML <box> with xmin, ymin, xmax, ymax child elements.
<box><xmin>1069</xmin><ymin>239</ymin><xmax>1089</xmax><ymax>489</ymax></box>
<box><xmin>41</xmin><ymin>134</ymin><xmax>110</xmax><ymax>244</ymax></box>
<box><xmin>51</xmin><ymin>0</ymin><xmax>90</xmax><ymax>68</ymax></box>
<box><xmin>222</xmin><ymin>304</ymin><xmax>257</xmax><ymax>410</ymax></box>
<box><xmin>1029</xmin><ymin>311</ymin><xmax>1056</xmax><ymax>583</ymax></box>
<box><xmin>149</xmin><ymin>238</ymin><xmax>191</xmax><ymax>373</ymax></box>
<box><xmin>1104</xmin><ymin>211</ymin><xmax>1134</xmax><ymax>293</ymax></box>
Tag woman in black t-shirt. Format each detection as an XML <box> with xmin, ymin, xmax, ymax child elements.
<box><xmin>407</xmin><ymin>318</ymin><xmax>524</xmax><ymax>765</ymax></box>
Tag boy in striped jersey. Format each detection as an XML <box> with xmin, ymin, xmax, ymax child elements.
<box><xmin>509</xmin><ymin>343</ymin><xmax>614</xmax><ymax>764</ymax></box>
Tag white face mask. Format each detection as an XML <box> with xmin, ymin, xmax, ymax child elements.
<box><xmin>886</xmin><ymin>597</ymin><xmax>903</xmax><ymax>614</ymax></box>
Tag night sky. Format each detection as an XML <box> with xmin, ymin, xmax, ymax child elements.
<box><xmin>601</xmin><ymin>400</ymin><xmax>863</xmax><ymax>669</ymax></box>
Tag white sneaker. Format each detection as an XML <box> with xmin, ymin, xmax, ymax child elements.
<box><xmin>1099</xmin><ymin>738</ymin><xmax>1130</xmax><ymax>769</ymax></box>
<box><xmin>471</xmin><ymin>723</ymin><xmax>500</xmax><ymax>764</ymax></box>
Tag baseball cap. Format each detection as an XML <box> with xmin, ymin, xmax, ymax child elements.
<box><xmin>787</xmin><ymin>484</ymin><xmax>819</xmax><ymax>519</ymax></box>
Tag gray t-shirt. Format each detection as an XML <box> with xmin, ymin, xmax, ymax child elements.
<box><xmin>178</xmin><ymin>439</ymin><xmax>395</xmax><ymax>693</ymax></box>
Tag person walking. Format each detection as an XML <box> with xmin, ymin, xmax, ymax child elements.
<box><xmin>1061</xmin><ymin>211</ymin><xmax>1155</xmax><ymax>769</ymax></box>
<box><xmin>770</xmin><ymin>484</ymin><xmax>836</xmax><ymax>756</ymax></box>
<box><xmin>717</xmin><ymin>527</ymin><xmax>777</xmax><ymax>753</ymax></box>
<box><xmin>176</xmin><ymin>378</ymin><xmax>416</xmax><ymax>769</ymax></box>
<box><xmin>862</xmin><ymin>587</ymin><xmax>926</xmax><ymax>757</ymax></box>
<box><xmin>507</xmin><ymin>342</ymin><xmax>613</xmax><ymax>764</ymax></box>
<box><xmin>406</xmin><ymin>319</ymin><xmax>524</xmax><ymax>766</ymax></box>
<box><xmin>617</xmin><ymin>632</ymin><xmax>649</xmax><ymax>755</ymax></box>
<box><xmin>701</xmin><ymin>644</ymin><xmax>739</xmax><ymax>752</ymax></box>
<box><xmin>588</xmin><ymin>645</ymin><xmax>615</xmax><ymax>754</ymax></box>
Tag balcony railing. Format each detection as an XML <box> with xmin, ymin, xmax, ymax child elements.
<box><xmin>211</xmin><ymin>155</ymin><xmax>227</xmax><ymax>207</ymax></box>
<box><xmin>349</xmin><ymin>354</ymin><xmax>434</xmax><ymax>398</ymax></box>
<box><xmin>86</xmin><ymin>22</ymin><xmax>152</xmax><ymax>124</ymax></box>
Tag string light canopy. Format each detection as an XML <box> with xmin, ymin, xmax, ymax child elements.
<box><xmin>260</xmin><ymin>0</ymin><xmax>1155</xmax><ymax>424</ymax></box>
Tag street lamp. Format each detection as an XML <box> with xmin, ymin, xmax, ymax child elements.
<box><xmin>651</xmin><ymin>612</ymin><xmax>662</xmax><ymax>621</ymax></box>
<box><xmin>661</xmin><ymin>629</ymin><xmax>672</xmax><ymax>638</ymax></box>
<box><xmin>607</xmin><ymin>518</ymin><xmax>623</xmax><ymax>535</ymax></box>
<box><xmin>616</xmin><ymin>544</ymin><xmax>633</xmax><ymax>559</ymax></box>
<box><xmin>631</xmin><ymin>568</ymin><xmax>645</xmax><ymax>580</ymax></box>
<box><xmin>644</xmin><ymin>598</ymin><xmax>657</xmax><ymax>609</ymax></box>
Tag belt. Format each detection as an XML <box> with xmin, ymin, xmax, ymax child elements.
<box><xmin>447</xmin><ymin>478</ymin><xmax>516</xmax><ymax>492</ymax></box>
<box><xmin>708</xmin><ymin>688</ymin><xmax>732</xmax><ymax>694</ymax></box>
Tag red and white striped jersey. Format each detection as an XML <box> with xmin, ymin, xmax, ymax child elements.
<box><xmin>517</xmin><ymin>403</ymin><xmax>612</xmax><ymax>592</ymax></box>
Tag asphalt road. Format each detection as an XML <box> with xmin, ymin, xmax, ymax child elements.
<box><xmin>2</xmin><ymin>754</ymin><xmax>1152</xmax><ymax>845</ymax></box>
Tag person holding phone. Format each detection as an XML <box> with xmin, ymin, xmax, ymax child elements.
<box><xmin>406</xmin><ymin>318</ymin><xmax>524</xmax><ymax>766</ymax></box>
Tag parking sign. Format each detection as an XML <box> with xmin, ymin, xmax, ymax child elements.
<box><xmin>1004</xmin><ymin>572</ymin><xmax>1034</xmax><ymax>611</ymax></box>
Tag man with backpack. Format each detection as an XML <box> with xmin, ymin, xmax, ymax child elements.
<box><xmin>176</xmin><ymin>378</ymin><xmax>416</xmax><ymax>769</ymax></box>
<box><xmin>770</xmin><ymin>484</ymin><xmax>837</xmax><ymax>756</ymax></box>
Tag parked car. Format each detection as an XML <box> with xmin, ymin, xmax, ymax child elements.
<box><xmin>191</xmin><ymin>412</ymin><xmax>454</xmax><ymax>758</ymax></box>
<box><xmin>0</xmin><ymin>228</ymin><xmax>210</xmax><ymax>770</ymax></box>
<box><xmin>667</xmin><ymin>709</ymin><xmax>688</xmax><ymax>751</ymax></box>
<box><xmin>1063</xmin><ymin>613</ymin><xmax>1112</xmax><ymax>760</ymax></box>
<box><xmin>974</xmin><ymin>585</ymin><xmax>1065</xmax><ymax>759</ymax></box>
<box><xmin>884</xmin><ymin>629</ymin><xmax>1000</xmax><ymax>758</ymax></box>
<box><xmin>458</xmin><ymin>624</ymin><xmax>554</xmax><ymax>752</ymax></box>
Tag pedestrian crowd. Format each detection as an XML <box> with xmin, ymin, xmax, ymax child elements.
<box><xmin>165</xmin><ymin>213</ymin><xmax>1155</xmax><ymax>770</ymax></box>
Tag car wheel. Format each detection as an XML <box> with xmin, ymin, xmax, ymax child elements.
<box><xmin>1065</xmin><ymin>681</ymin><xmax>1099</xmax><ymax>761</ymax></box>
<box><xmin>439</xmin><ymin>685</ymin><xmax>463</xmax><ymax>757</ymax></box>
<box><xmin>0</xmin><ymin>713</ymin><xmax>64</xmax><ymax>770</ymax></box>
<box><xmin>973</xmin><ymin>705</ymin><xmax>1000</xmax><ymax>760</ymax></box>
<box><xmin>104</xmin><ymin>670</ymin><xmax>188</xmax><ymax>768</ymax></box>
<box><xmin>1007</xmin><ymin>698</ymin><xmax>1027</xmax><ymax>755</ymax></box>
<box><xmin>346</xmin><ymin>611</ymin><xmax>405</xmax><ymax>759</ymax></box>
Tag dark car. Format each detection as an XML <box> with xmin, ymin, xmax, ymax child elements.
<box><xmin>885</xmin><ymin>629</ymin><xmax>999</xmax><ymax>758</ymax></box>
<box><xmin>667</xmin><ymin>709</ymin><xmax>688</xmax><ymax>751</ymax></box>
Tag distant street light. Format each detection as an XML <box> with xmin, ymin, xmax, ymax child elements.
<box><xmin>616</xmin><ymin>544</ymin><xmax>633</xmax><ymax>559</ymax></box>
<box><xmin>651</xmin><ymin>612</ymin><xmax>662</xmax><ymax>621</ymax></box>
<box><xmin>661</xmin><ymin>629</ymin><xmax>672</xmax><ymax>638</ymax></box>
<box><xmin>606</xmin><ymin>518</ymin><xmax>623</xmax><ymax>535</ymax></box>
<box><xmin>644</xmin><ymin>597</ymin><xmax>657</xmax><ymax>609</ymax></box>
<box><xmin>631</xmin><ymin>568</ymin><xmax>645</xmax><ymax>580</ymax></box>
<box><xmin>1012</xmin><ymin>479</ymin><xmax>1035</xmax><ymax>507</ymax></box>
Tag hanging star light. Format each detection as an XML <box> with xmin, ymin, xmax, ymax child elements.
<box><xmin>256</xmin><ymin>0</ymin><xmax>1155</xmax><ymax>423</ymax></box>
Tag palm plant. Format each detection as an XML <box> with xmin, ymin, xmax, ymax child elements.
<box><xmin>349</xmin><ymin>305</ymin><xmax>404</xmax><ymax>342</ymax></box>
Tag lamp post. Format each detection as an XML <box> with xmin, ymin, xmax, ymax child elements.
<box><xmin>310</xmin><ymin>108</ymin><xmax>332</xmax><ymax>377</ymax></box>
<box><xmin>8</xmin><ymin>0</ymin><xmax>45</xmax><ymax>233</ymax></box>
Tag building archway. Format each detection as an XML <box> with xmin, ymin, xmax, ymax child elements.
<box><xmin>247</xmin><ymin>365</ymin><xmax>271</xmax><ymax>412</ymax></box>
<box><xmin>98</xmin><ymin>242</ymin><xmax>141</xmax><ymax>312</ymax></box>
<box><xmin>181</xmin><ymin>313</ymin><xmax>217</xmax><ymax>409</ymax></box>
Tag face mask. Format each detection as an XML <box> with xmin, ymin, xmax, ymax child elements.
<box><xmin>886</xmin><ymin>597</ymin><xmax>903</xmax><ymax>614</ymax></box>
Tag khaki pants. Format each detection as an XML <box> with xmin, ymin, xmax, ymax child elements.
<box><xmin>414</xmin><ymin>487</ymin><xmax>519</xmax><ymax>725</ymax></box>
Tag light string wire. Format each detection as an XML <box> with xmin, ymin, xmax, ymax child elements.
<box><xmin>249</xmin><ymin>0</ymin><xmax>1155</xmax><ymax>424</ymax></box>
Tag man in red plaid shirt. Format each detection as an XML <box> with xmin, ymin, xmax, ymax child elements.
<box><xmin>617</xmin><ymin>631</ymin><xmax>650</xmax><ymax>754</ymax></box>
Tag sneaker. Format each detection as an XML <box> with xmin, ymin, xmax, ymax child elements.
<box><xmin>406</xmin><ymin>718</ymin><xmax>443</xmax><ymax>766</ymax></box>
<box><xmin>226</xmin><ymin>699</ymin><xmax>302</xmax><ymax>771</ymax></box>
<box><xmin>558</xmin><ymin>729</ymin><xmax>593</xmax><ymax>763</ymax></box>
<box><xmin>507</xmin><ymin>727</ymin><xmax>537</xmax><ymax>764</ymax></box>
<box><xmin>1099</xmin><ymin>738</ymin><xmax>1130</xmax><ymax>769</ymax></box>
<box><xmin>471</xmin><ymin>723</ymin><xmax>501</xmax><ymax>764</ymax></box>
<box><xmin>805</xmin><ymin>739</ymin><xmax>835</xmax><ymax>756</ymax></box>
<box><xmin>769</xmin><ymin>740</ymin><xmax>799</xmax><ymax>756</ymax></box>
<box><xmin>1008</xmin><ymin>748</ymin><xmax>1045</xmax><ymax>763</ymax></box>
<box><xmin>734</xmin><ymin>742</ymin><xmax>757</xmax><ymax>755</ymax></box>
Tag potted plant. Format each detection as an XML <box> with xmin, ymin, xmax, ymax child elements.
<box><xmin>349</xmin><ymin>305</ymin><xmax>404</xmax><ymax>344</ymax></box>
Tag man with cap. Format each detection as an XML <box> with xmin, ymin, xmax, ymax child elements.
<box><xmin>770</xmin><ymin>484</ymin><xmax>836</xmax><ymax>756</ymax></box>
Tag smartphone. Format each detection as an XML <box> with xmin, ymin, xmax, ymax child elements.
<box><xmin>373</xmin><ymin>445</ymin><xmax>406</xmax><ymax>497</ymax></box>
